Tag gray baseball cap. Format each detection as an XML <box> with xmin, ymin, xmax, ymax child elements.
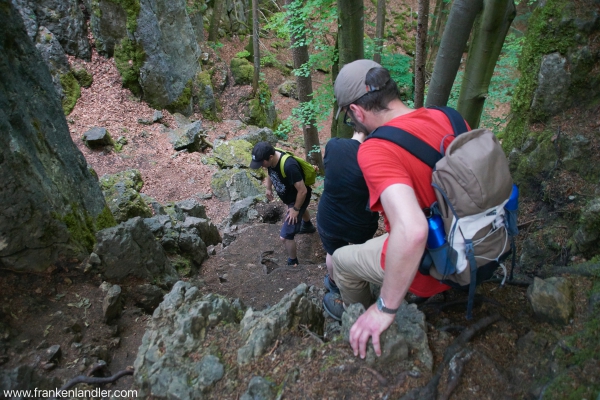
<box><xmin>334</xmin><ymin>59</ymin><xmax>383</xmax><ymax>119</ymax></box>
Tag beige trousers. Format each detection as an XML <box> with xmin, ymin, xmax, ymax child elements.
<box><xmin>331</xmin><ymin>233</ymin><xmax>388</xmax><ymax>308</ymax></box>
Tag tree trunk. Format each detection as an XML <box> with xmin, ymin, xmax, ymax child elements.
<box><xmin>373</xmin><ymin>0</ymin><xmax>386</xmax><ymax>64</ymax></box>
<box><xmin>457</xmin><ymin>0</ymin><xmax>516</xmax><ymax>128</ymax></box>
<box><xmin>330</xmin><ymin>38</ymin><xmax>340</xmax><ymax>138</ymax></box>
<box><xmin>208</xmin><ymin>0</ymin><xmax>224</xmax><ymax>42</ymax></box>
<box><xmin>336</xmin><ymin>0</ymin><xmax>364</xmax><ymax>138</ymax></box>
<box><xmin>425</xmin><ymin>0</ymin><xmax>482</xmax><ymax>107</ymax></box>
<box><xmin>414</xmin><ymin>0</ymin><xmax>429</xmax><ymax>108</ymax></box>
<box><xmin>252</xmin><ymin>0</ymin><xmax>260</xmax><ymax>94</ymax></box>
<box><xmin>285</xmin><ymin>0</ymin><xmax>324</xmax><ymax>172</ymax></box>
<box><xmin>426</xmin><ymin>0</ymin><xmax>451</xmax><ymax>73</ymax></box>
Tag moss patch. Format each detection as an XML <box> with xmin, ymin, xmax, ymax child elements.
<box><xmin>165</xmin><ymin>80</ymin><xmax>193</xmax><ymax>115</ymax></box>
<box><xmin>503</xmin><ymin>0</ymin><xmax>582</xmax><ymax>151</ymax></box>
<box><xmin>230</xmin><ymin>58</ymin><xmax>254</xmax><ymax>86</ymax></box>
<box><xmin>73</xmin><ymin>68</ymin><xmax>93</xmax><ymax>88</ymax></box>
<box><xmin>114</xmin><ymin>37</ymin><xmax>146</xmax><ymax>97</ymax></box>
<box><xmin>106</xmin><ymin>0</ymin><xmax>141</xmax><ymax>32</ymax></box>
<box><xmin>60</xmin><ymin>72</ymin><xmax>81</xmax><ymax>115</ymax></box>
<box><xmin>96</xmin><ymin>205</ymin><xmax>117</xmax><ymax>231</ymax></box>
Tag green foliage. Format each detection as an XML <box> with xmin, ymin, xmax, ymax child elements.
<box><xmin>114</xmin><ymin>37</ymin><xmax>145</xmax><ymax>96</ymax></box>
<box><xmin>60</xmin><ymin>72</ymin><xmax>81</xmax><ymax>115</ymax></box>
<box><xmin>230</xmin><ymin>58</ymin><xmax>254</xmax><ymax>86</ymax></box>
<box><xmin>236</xmin><ymin>50</ymin><xmax>251</xmax><ymax>59</ymax></box>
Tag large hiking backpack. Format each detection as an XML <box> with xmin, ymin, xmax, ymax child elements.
<box><xmin>275</xmin><ymin>147</ymin><xmax>317</xmax><ymax>186</ymax></box>
<box><xmin>367</xmin><ymin>106</ymin><xmax>519</xmax><ymax>319</ymax></box>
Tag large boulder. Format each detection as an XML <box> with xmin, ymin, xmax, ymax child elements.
<box><xmin>90</xmin><ymin>0</ymin><xmax>201</xmax><ymax>115</ymax></box>
<box><xmin>133</xmin><ymin>281</ymin><xmax>245</xmax><ymax>399</ymax></box>
<box><xmin>100</xmin><ymin>169</ymin><xmax>153</xmax><ymax>223</ymax></box>
<box><xmin>93</xmin><ymin>217</ymin><xmax>178</xmax><ymax>284</ymax></box>
<box><xmin>0</xmin><ymin>1</ymin><xmax>114</xmax><ymax>273</ymax></box>
<box><xmin>211</xmin><ymin>168</ymin><xmax>265</xmax><ymax>203</ymax></box>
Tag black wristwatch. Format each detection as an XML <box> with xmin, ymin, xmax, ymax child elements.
<box><xmin>376</xmin><ymin>297</ymin><xmax>399</xmax><ymax>314</ymax></box>
<box><xmin>292</xmin><ymin>206</ymin><xmax>300</xmax><ymax>212</ymax></box>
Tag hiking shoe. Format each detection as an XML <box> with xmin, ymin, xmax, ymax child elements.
<box><xmin>324</xmin><ymin>274</ymin><xmax>340</xmax><ymax>294</ymax></box>
<box><xmin>323</xmin><ymin>292</ymin><xmax>345</xmax><ymax>321</ymax></box>
<box><xmin>287</xmin><ymin>257</ymin><xmax>299</xmax><ymax>266</ymax></box>
<box><xmin>298</xmin><ymin>221</ymin><xmax>316</xmax><ymax>234</ymax></box>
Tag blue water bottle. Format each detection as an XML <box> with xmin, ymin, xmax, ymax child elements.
<box><xmin>427</xmin><ymin>214</ymin><xmax>446</xmax><ymax>249</ymax></box>
<box><xmin>505</xmin><ymin>184</ymin><xmax>519</xmax><ymax>211</ymax></box>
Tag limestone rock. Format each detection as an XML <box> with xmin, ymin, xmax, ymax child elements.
<box><xmin>211</xmin><ymin>168</ymin><xmax>265</xmax><ymax>203</ymax></box>
<box><xmin>527</xmin><ymin>277</ymin><xmax>573</xmax><ymax>325</ymax></box>
<box><xmin>99</xmin><ymin>169</ymin><xmax>152</xmax><ymax>223</ymax></box>
<box><xmin>102</xmin><ymin>284</ymin><xmax>123</xmax><ymax>323</ymax></box>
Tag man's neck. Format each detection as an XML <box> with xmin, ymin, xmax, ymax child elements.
<box><xmin>269</xmin><ymin>152</ymin><xmax>281</xmax><ymax>168</ymax></box>
<box><xmin>373</xmin><ymin>99</ymin><xmax>414</xmax><ymax>126</ymax></box>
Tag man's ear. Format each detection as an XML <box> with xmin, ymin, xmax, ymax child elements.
<box><xmin>348</xmin><ymin>104</ymin><xmax>365</xmax><ymax>123</ymax></box>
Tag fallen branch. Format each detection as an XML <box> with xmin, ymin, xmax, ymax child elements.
<box><xmin>51</xmin><ymin>368</ymin><xmax>133</xmax><ymax>398</ymax></box>
<box><xmin>267</xmin><ymin>339</ymin><xmax>280</xmax><ymax>356</ymax></box>
<box><xmin>399</xmin><ymin>314</ymin><xmax>501</xmax><ymax>400</ymax></box>
<box><xmin>299</xmin><ymin>324</ymin><xmax>324</xmax><ymax>345</ymax></box>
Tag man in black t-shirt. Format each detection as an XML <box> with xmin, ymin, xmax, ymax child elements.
<box><xmin>250</xmin><ymin>142</ymin><xmax>316</xmax><ymax>265</ymax></box>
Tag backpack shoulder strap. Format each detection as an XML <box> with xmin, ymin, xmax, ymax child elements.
<box><xmin>368</xmin><ymin>126</ymin><xmax>442</xmax><ymax>169</ymax></box>
<box><xmin>427</xmin><ymin>106</ymin><xmax>469</xmax><ymax>135</ymax></box>
<box><xmin>278</xmin><ymin>152</ymin><xmax>290</xmax><ymax>178</ymax></box>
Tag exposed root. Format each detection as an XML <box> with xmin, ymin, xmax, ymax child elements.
<box><xmin>399</xmin><ymin>313</ymin><xmax>501</xmax><ymax>400</ymax></box>
<box><xmin>51</xmin><ymin>368</ymin><xmax>134</xmax><ymax>399</ymax></box>
<box><xmin>438</xmin><ymin>348</ymin><xmax>474</xmax><ymax>400</ymax></box>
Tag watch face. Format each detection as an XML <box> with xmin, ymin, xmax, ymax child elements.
<box><xmin>376</xmin><ymin>297</ymin><xmax>384</xmax><ymax>311</ymax></box>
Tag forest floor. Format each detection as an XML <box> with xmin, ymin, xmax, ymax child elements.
<box><xmin>2</xmin><ymin>8</ymin><xmax>600</xmax><ymax>399</ymax></box>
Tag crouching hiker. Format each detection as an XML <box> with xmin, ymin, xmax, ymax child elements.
<box><xmin>325</xmin><ymin>60</ymin><xmax>462</xmax><ymax>358</ymax></box>
<box><xmin>249</xmin><ymin>141</ymin><xmax>316</xmax><ymax>266</ymax></box>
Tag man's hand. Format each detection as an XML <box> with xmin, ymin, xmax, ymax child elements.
<box><xmin>286</xmin><ymin>207</ymin><xmax>299</xmax><ymax>224</ymax></box>
<box><xmin>266</xmin><ymin>188</ymin><xmax>274</xmax><ymax>201</ymax></box>
<box><xmin>349</xmin><ymin>304</ymin><xmax>395</xmax><ymax>358</ymax></box>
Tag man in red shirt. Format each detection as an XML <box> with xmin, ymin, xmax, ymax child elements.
<box><xmin>324</xmin><ymin>60</ymin><xmax>465</xmax><ymax>359</ymax></box>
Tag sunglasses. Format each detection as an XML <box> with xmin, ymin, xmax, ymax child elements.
<box><xmin>343</xmin><ymin>110</ymin><xmax>355</xmax><ymax>128</ymax></box>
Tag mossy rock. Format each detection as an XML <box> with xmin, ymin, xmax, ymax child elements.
<box><xmin>165</xmin><ymin>80</ymin><xmax>193</xmax><ymax>116</ymax></box>
<box><xmin>60</xmin><ymin>72</ymin><xmax>81</xmax><ymax>115</ymax></box>
<box><xmin>212</xmin><ymin>139</ymin><xmax>254</xmax><ymax>169</ymax></box>
<box><xmin>73</xmin><ymin>68</ymin><xmax>93</xmax><ymax>88</ymax></box>
<box><xmin>114</xmin><ymin>37</ymin><xmax>145</xmax><ymax>97</ymax></box>
<box><xmin>99</xmin><ymin>169</ymin><xmax>152</xmax><ymax>222</ymax></box>
<box><xmin>230</xmin><ymin>58</ymin><xmax>254</xmax><ymax>86</ymax></box>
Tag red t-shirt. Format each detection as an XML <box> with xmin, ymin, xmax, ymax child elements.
<box><xmin>358</xmin><ymin>107</ymin><xmax>461</xmax><ymax>297</ymax></box>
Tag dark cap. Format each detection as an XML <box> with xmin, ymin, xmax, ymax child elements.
<box><xmin>249</xmin><ymin>141</ymin><xmax>275</xmax><ymax>169</ymax></box>
<box><xmin>333</xmin><ymin>59</ymin><xmax>383</xmax><ymax>119</ymax></box>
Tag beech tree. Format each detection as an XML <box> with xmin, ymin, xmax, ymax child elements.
<box><xmin>425</xmin><ymin>0</ymin><xmax>482</xmax><ymax>107</ymax></box>
<box><xmin>252</xmin><ymin>0</ymin><xmax>260</xmax><ymax>93</ymax></box>
<box><xmin>334</xmin><ymin>0</ymin><xmax>364</xmax><ymax>138</ymax></box>
<box><xmin>426</xmin><ymin>0</ymin><xmax>452</xmax><ymax>72</ymax></box>
<box><xmin>373</xmin><ymin>0</ymin><xmax>386</xmax><ymax>64</ymax></box>
<box><xmin>457</xmin><ymin>0</ymin><xmax>516</xmax><ymax>128</ymax></box>
<box><xmin>285</xmin><ymin>0</ymin><xmax>324</xmax><ymax>171</ymax></box>
<box><xmin>414</xmin><ymin>0</ymin><xmax>429</xmax><ymax>108</ymax></box>
<box><xmin>208</xmin><ymin>0</ymin><xmax>224</xmax><ymax>42</ymax></box>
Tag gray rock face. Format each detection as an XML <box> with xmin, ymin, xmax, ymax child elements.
<box><xmin>234</xmin><ymin>127</ymin><xmax>279</xmax><ymax>147</ymax></box>
<box><xmin>531</xmin><ymin>53</ymin><xmax>572</xmax><ymax>119</ymax></box>
<box><xmin>212</xmin><ymin>139</ymin><xmax>254</xmax><ymax>169</ymax></box>
<box><xmin>102</xmin><ymin>284</ymin><xmax>123</xmax><ymax>323</ymax></box>
<box><xmin>240</xmin><ymin>376</ymin><xmax>275</xmax><ymax>400</ymax></box>
<box><xmin>94</xmin><ymin>217</ymin><xmax>177</xmax><ymax>284</ymax></box>
<box><xmin>572</xmin><ymin>198</ymin><xmax>600</xmax><ymax>254</ymax></box>
<box><xmin>33</xmin><ymin>0</ymin><xmax>91</xmax><ymax>60</ymax></box>
<box><xmin>89</xmin><ymin>0</ymin><xmax>127</xmax><ymax>57</ymax></box>
<box><xmin>134</xmin><ymin>281</ymin><xmax>245</xmax><ymax>399</ymax></box>
<box><xmin>211</xmin><ymin>168</ymin><xmax>265</xmax><ymax>203</ymax></box>
<box><xmin>0</xmin><ymin>1</ymin><xmax>110</xmax><ymax>272</ymax></box>
<box><xmin>136</xmin><ymin>0</ymin><xmax>201</xmax><ymax>113</ymax></box>
<box><xmin>342</xmin><ymin>302</ymin><xmax>433</xmax><ymax>371</ymax></box>
<box><xmin>527</xmin><ymin>277</ymin><xmax>574</xmax><ymax>325</ymax></box>
<box><xmin>277</xmin><ymin>80</ymin><xmax>298</xmax><ymax>99</ymax></box>
<box><xmin>237</xmin><ymin>284</ymin><xmax>324</xmax><ymax>365</ymax></box>
<box><xmin>35</xmin><ymin>26</ymin><xmax>70</xmax><ymax>98</ymax></box>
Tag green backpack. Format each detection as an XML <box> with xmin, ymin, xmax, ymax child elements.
<box><xmin>275</xmin><ymin>147</ymin><xmax>317</xmax><ymax>186</ymax></box>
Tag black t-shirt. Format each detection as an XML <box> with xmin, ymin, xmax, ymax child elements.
<box><xmin>317</xmin><ymin>138</ymin><xmax>379</xmax><ymax>242</ymax></box>
<box><xmin>268</xmin><ymin>152</ymin><xmax>305</xmax><ymax>205</ymax></box>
